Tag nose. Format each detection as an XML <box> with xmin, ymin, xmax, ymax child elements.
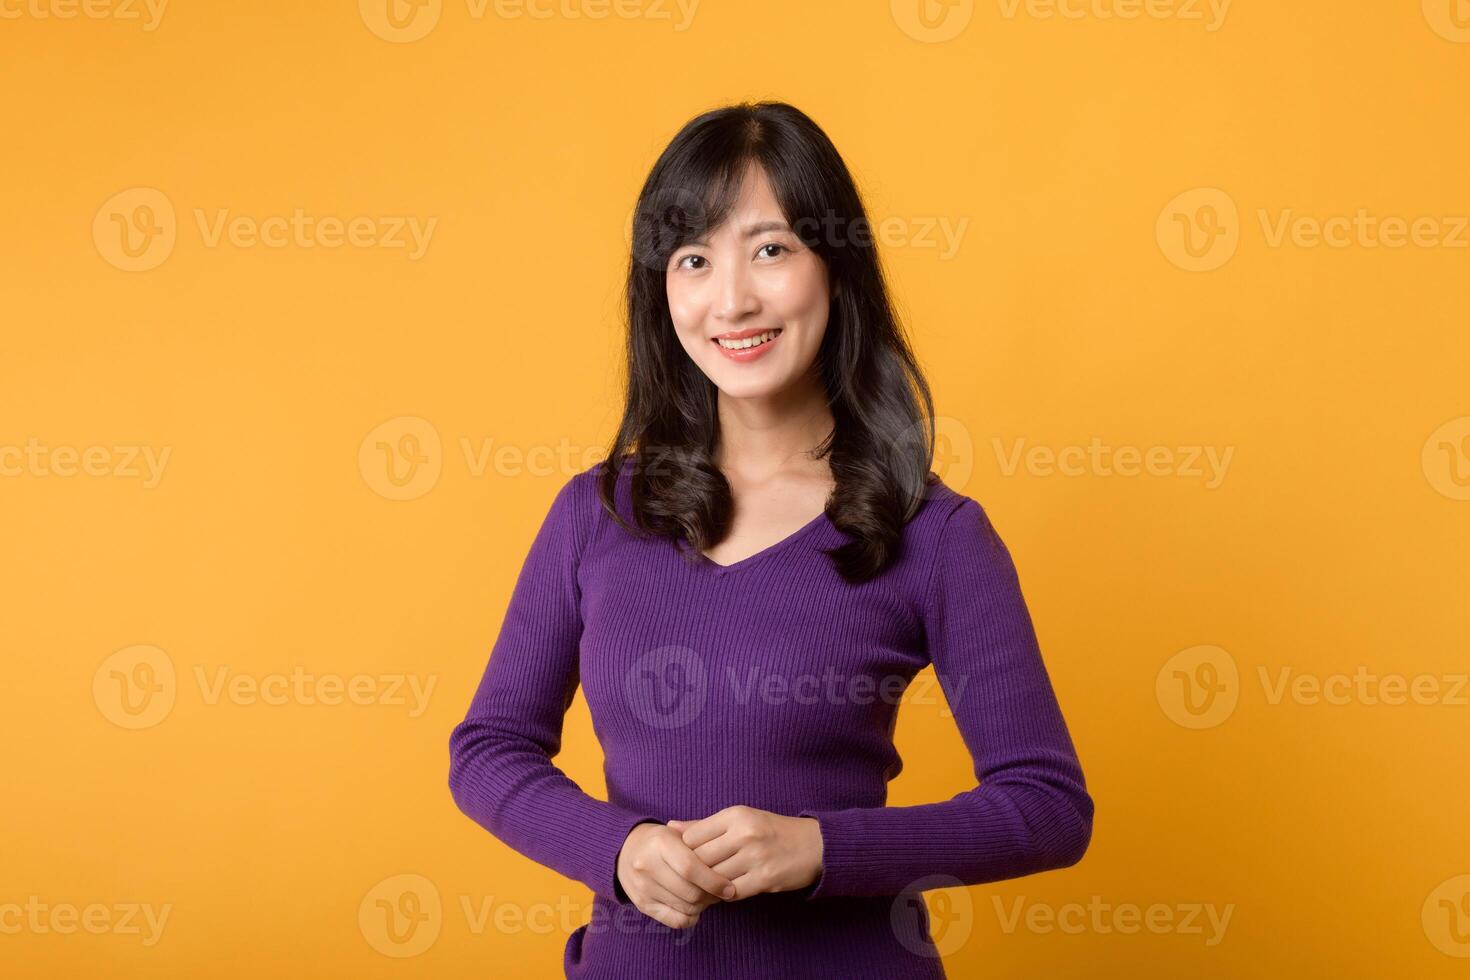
<box><xmin>712</xmin><ymin>260</ymin><xmax>760</xmax><ymax>323</ymax></box>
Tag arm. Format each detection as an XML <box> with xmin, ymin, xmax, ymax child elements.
<box><xmin>447</xmin><ymin>471</ymin><xmax>659</xmax><ymax>905</ymax></box>
<box><xmin>798</xmin><ymin>497</ymin><xmax>1094</xmax><ymax>898</ymax></box>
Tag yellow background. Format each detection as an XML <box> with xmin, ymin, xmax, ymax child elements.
<box><xmin>3</xmin><ymin>0</ymin><xmax>1469</xmax><ymax>975</ymax></box>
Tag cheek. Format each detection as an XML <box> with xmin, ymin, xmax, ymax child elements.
<box><xmin>665</xmin><ymin>281</ymin><xmax>714</xmax><ymax>356</ymax></box>
<box><xmin>771</xmin><ymin>268</ymin><xmax>830</xmax><ymax>330</ymax></box>
<box><xmin>664</xmin><ymin>281</ymin><xmax>701</xmax><ymax>332</ymax></box>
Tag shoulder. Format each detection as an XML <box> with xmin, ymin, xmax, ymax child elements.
<box><xmin>555</xmin><ymin>457</ymin><xmax>623</xmax><ymax>505</ymax></box>
<box><xmin>908</xmin><ymin>472</ymin><xmax>988</xmax><ymax>542</ymax></box>
<box><xmin>907</xmin><ymin>474</ymin><xmax>1020</xmax><ymax>597</ymax></box>
<box><xmin>564</xmin><ymin>457</ymin><xmax>631</xmax><ymax>515</ymax></box>
<box><xmin>551</xmin><ymin>458</ymin><xmax>637</xmax><ymax>558</ymax></box>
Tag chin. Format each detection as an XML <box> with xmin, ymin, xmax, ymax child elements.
<box><xmin>709</xmin><ymin>372</ymin><xmax>789</xmax><ymax>400</ymax></box>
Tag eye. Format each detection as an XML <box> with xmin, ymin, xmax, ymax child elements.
<box><xmin>674</xmin><ymin>253</ymin><xmax>707</xmax><ymax>270</ymax></box>
<box><xmin>757</xmin><ymin>243</ymin><xmax>787</xmax><ymax>259</ymax></box>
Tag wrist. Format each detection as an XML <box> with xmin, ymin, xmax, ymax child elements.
<box><xmin>800</xmin><ymin>816</ymin><xmax>824</xmax><ymax>885</ymax></box>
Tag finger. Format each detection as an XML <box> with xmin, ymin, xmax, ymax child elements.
<box><xmin>650</xmin><ymin>860</ymin><xmax>711</xmax><ymax>907</ymax></box>
<box><xmin>690</xmin><ymin>834</ymin><xmax>743</xmax><ymax>871</ymax></box>
<box><xmin>707</xmin><ymin>849</ymin><xmax>754</xmax><ymax>880</ymax></box>
<box><xmin>724</xmin><ymin>870</ymin><xmax>764</xmax><ymax>899</ymax></box>
<box><xmin>657</xmin><ymin>851</ymin><xmax>735</xmax><ymax>902</ymax></box>
<box><xmin>644</xmin><ymin>879</ymin><xmax>704</xmax><ymax>916</ymax></box>
<box><xmin>644</xmin><ymin>901</ymin><xmax>697</xmax><ymax>931</ymax></box>
<box><xmin>676</xmin><ymin>814</ymin><xmax>730</xmax><ymax>849</ymax></box>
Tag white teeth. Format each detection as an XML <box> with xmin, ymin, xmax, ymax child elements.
<box><xmin>716</xmin><ymin>328</ymin><xmax>782</xmax><ymax>350</ymax></box>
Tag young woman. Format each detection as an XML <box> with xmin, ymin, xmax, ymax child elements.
<box><xmin>448</xmin><ymin>100</ymin><xmax>1093</xmax><ymax>979</ymax></box>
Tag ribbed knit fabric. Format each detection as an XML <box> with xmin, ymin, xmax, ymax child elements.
<box><xmin>447</xmin><ymin>460</ymin><xmax>1093</xmax><ymax>979</ymax></box>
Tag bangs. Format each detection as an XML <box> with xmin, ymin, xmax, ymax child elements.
<box><xmin>631</xmin><ymin>150</ymin><xmax>791</xmax><ymax>271</ymax></box>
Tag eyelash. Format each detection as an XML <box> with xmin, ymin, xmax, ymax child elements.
<box><xmin>676</xmin><ymin>243</ymin><xmax>787</xmax><ymax>269</ymax></box>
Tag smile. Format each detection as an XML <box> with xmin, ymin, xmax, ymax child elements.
<box><xmin>714</xmin><ymin>327</ymin><xmax>782</xmax><ymax>350</ymax></box>
<box><xmin>711</xmin><ymin>327</ymin><xmax>784</xmax><ymax>363</ymax></box>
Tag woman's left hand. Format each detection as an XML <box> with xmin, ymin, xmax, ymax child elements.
<box><xmin>666</xmin><ymin>806</ymin><xmax>824</xmax><ymax>901</ymax></box>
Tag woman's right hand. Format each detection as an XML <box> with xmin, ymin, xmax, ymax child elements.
<box><xmin>615</xmin><ymin>822</ymin><xmax>738</xmax><ymax>930</ymax></box>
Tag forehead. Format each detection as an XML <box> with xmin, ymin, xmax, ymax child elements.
<box><xmin>718</xmin><ymin>162</ymin><xmax>784</xmax><ymax>226</ymax></box>
<box><xmin>730</xmin><ymin>161</ymin><xmax>777</xmax><ymax>206</ymax></box>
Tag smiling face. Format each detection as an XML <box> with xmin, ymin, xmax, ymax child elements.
<box><xmin>665</xmin><ymin>162</ymin><xmax>832</xmax><ymax>401</ymax></box>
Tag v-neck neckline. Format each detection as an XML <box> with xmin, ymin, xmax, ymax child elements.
<box><xmin>683</xmin><ymin>508</ymin><xmax>832</xmax><ymax>576</ymax></box>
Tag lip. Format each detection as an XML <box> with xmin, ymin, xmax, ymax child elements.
<box><xmin>710</xmin><ymin>326</ymin><xmax>783</xmax><ymax>363</ymax></box>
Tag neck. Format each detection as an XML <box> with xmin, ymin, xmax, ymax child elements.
<box><xmin>712</xmin><ymin>369</ymin><xmax>835</xmax><ymax>481</ymax></box>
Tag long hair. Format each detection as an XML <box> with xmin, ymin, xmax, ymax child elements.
<box><xmin>597</xmin><ymin>100</ymin><xmax>939</xmax><ymax>584</ymax></box>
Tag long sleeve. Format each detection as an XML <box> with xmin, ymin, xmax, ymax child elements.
<box><xmin>447</xmin><ymin>472</ymin><xmax>659</xmax><ymax>905</ymax></box>
<box><xmin>797</xmin><ymin>496</ymin><xmax>1094</xmax><ymax>898</ymax></box>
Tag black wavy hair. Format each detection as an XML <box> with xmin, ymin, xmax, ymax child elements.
<box><xmin>597</xmin><ymin>100</ymin><xmax>940</xmax><ymax>585</ymax></box>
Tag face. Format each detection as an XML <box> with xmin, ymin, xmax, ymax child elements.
<box><xmin>665</xmin><ymin>163</ymin><xmax>831</xmax><ymax>400</ymax></box>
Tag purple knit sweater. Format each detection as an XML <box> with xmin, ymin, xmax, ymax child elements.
<box><xmin>448</xmin><ymin>461</ymin><xmax>1093</xmax><ymax>979</ymax></box>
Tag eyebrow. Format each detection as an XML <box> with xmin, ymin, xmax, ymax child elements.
<box><xmin>684</xmin><ymin>220</ymin><xmax>792</xmax><ymax>248</ymax></box>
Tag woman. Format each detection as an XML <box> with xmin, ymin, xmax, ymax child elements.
<box><xmin>448</xmin><ymin>100</ymin><xmax>1093</xmax><ymax>979</ymax></box>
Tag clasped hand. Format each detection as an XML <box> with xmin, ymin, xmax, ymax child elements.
<box><xmin>614</xmin><ymin>806</ymin><xmax>824</xmax><ymax>930</ymax></box>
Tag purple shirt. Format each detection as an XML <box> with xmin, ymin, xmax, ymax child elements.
<box><xmin>448</xmin><ymin>461</ymin><xmax>1092</xmax><ymax>978</ymax></box>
